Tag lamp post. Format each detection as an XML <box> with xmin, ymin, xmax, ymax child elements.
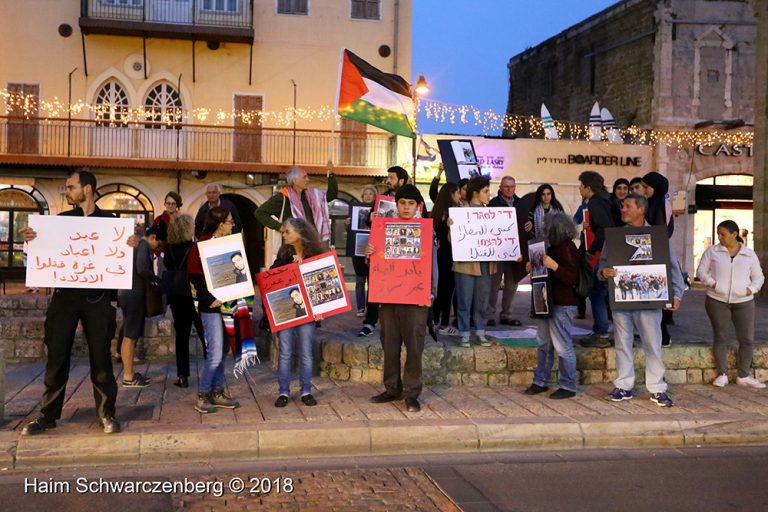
<box><xmin>411</xmin><ymin>73</ymin><xmax>429</xmax><ymax>183</ymax></box>
<box><xmin>291</xmin><ymin>79</ymin><xmax>297</xmax><ymax>166</ymax></box>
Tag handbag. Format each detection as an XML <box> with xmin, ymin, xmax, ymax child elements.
<box><xmin>575</xmin><ymin>256</ymin><xmax>595</xmax><ymax>298</ymax></box>
<box><xmin>145</xmin><ymin>282</ymin><xmax>166</xmax><ymax>317</ymax></box>
<box><xmin>161</xmin><ymin>245</ymin><xmax>192</xmax><ymax>297</ymax></box>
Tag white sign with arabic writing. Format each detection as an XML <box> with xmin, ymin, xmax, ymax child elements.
<box><xmin>25</xmin><ymin>215</ymin><xmax>135</xmax><ymax>289</ymax></box>
<box><xmin>449</xmin><ymin>207</ymin><xmax>521</xmax><ymax>262</ymax></box>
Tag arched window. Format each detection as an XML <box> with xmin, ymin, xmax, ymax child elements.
<box><xmin>94</xmin><ymin>79</ymin><xmax>129</xmax><ymax>126</ymax></box>
<box><xmin>144</xmin><ymin>82</ymin><xmax>183</xmax><ymax>129</ymax></box>
<box><xmin>0</xmin><ymin>185</ymin><xmax>48</xmax><ymax>268</ymax></box>
<box><xmin>95</xmin><ymin>183</ymin><xmax>154</xmax><ymax>228</ymax></box>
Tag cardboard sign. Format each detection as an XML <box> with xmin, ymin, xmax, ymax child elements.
<box><xmin>373</xmin><ymin>195</ymin><xmax>398</xmax><ymax>218</ymax></box>
<box><xmin>604</xmin><ymin>225</ymin><xmax>672</xmax><ymax>310</ymax></box>
<box><xmin>256</xmin><ymin>251</ymin><xmax>350</xmax><ymax>332</ymax></box>
<box><xmin>436</xmin><ymin>139</ymin><xmax>487</xmax><ymax>184</ymax></box>
<box><xmin>368</xmin><ymin>217</ymin><xmax>433</xmax><ymax>305</ymax></box>
<box><xmin>528</xmin><ymin>238</ymin><xmax>552</xmax><ymax>318</ymax></box>
<box><xmin>449</xmin><ymin>207</ymin><xmax>520</xmax><ymax>262</ymax></box>
<box><xmin>25</xmin><ymin>215</ymin><xmax>134</xmax><ymax>289</ymax></box>
<box><xmin>198</xmin><ymin>233</ymin><xmax>254</xmax><ymax>302</ymax></box>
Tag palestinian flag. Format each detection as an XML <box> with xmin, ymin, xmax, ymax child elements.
<box><xmin>336</xmin><ymin>49</ymin><xmax>416</xmax><ymax>138</ymax></box>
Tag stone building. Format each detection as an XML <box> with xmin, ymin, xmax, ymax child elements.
<box><xmin>0</xmin><ymin>0</ymin><xmax>413</xmax><ymax>280</ymax></box>
<box><xmin>505</xmin><ymin>0</ymin><xmax>757</xmax><ymax>273</ymax></box>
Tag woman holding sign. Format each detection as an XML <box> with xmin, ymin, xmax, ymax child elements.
<box><xmin>272</xmin><ymin>217</ymin><xmax>327</xmax><ymax>408</ymax></box>
<box><xmin>187</xmin><ymin>207</ymin><xmax>241</xmax><ymax>414</ymax></box>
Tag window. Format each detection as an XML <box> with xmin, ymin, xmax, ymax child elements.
<box><xmin>94</xmin><ymin>80</ymin><xmax>129</xmax><ymax>126</ymax></box>
<box><xmin>277</xmin><ymin>0</ymin><xmax>308</xmax><ymax>15</ymax></box>
<box><xmin>143</xmin><ymin>82</ymin><xmax>183</xmax><ymax>129</ymax></box>
<box><xmin>202</xmin><ymin>0</ymin><xmax>238</xmax><ymax>13</ymax></box>
<box><xmin>351</xmin><ymin>0</ymin><xmax>379</xmax><ymax>20</ymax></box>
<box><xmin>0</xmin><ymin>185</ymin><xmax>48</xmax><ymax>269</ymax></box>
<box><xmin>95</xmin><ymin>184</ymin><xmax>153</xmax><ymax>227</ymax></box>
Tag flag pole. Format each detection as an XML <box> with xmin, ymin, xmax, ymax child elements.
<box><xmin>330</xmin><ymin>47</ymin><xmax>346</xmax><ymax>178</ymax></box>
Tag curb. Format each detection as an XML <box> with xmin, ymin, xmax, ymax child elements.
<box><xmin>7</xmin><ymin>412</ymin><xmax>768</xmax><ymax>469</ymax></box>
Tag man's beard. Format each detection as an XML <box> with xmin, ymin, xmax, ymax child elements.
<box><xmin>66</xmin><ymin>192</ymin><xmax>85</xmax><ymax>205</ymax></box>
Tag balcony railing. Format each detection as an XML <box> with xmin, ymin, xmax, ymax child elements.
<box><xmin>0</xmin><ymin>117</ymin><xmax>395</xmax><ymax>172</ymax></box>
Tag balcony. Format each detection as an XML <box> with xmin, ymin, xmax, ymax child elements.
<box><xmin>0</xmin><ymin>117</ymin><xmax>395</xmax><ymax>176</ymax></box>
<box><xmin>80</xmin><ymin>0</ymin><xmax>254</xmax><ymax>43</ymax></box>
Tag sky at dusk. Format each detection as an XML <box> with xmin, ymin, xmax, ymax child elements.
<box><xmin>412</xmin><ymin>0</ymin><xmax>619</xmax><ymax>136</ymax></box>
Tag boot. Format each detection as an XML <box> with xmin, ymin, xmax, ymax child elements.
<box><xmin>194</xmin><ymin>392</ymin><xmax>218</xmax><ymax>414</ymax></box>
<box><xmin>211</xmin><ymin>388</ymin><xmax>240</xmax><ymax>409</ymax></box>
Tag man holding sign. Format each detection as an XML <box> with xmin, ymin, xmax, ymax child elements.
<box><xmin>19</xmin><ymin>169</ymin><xmax>135</xmax><ymax>436</ymax></box>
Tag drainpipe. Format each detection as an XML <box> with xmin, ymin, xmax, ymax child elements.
<box><xmin>393</xmin><ymin>0</ymin><xmax>399</xmax><ymax>74</ymax></box>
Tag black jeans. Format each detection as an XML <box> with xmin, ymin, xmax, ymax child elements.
<box><xmin>434</xmin><ymin>245</ymin><xmax>455</xmax><ymax>326</ymax></box>
<box><xmin>40</xmin><ymin>290</ymin><xmax>117</xmax><ymax>421</ymax></box>
<box><xmin>168</xmin><ymin>294</ymin><xmax>198</xmax><ymax>378</ymax></box>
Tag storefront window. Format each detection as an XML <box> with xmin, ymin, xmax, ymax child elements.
<box><xmin>0</xmin><ymin>185</ymin><xmax>48</xmax><ymax>268</ymax></box>
<box><xmin>95</xmin><ymin>184</ymin><xmax>154</xmax><ymax>228</ymax></box>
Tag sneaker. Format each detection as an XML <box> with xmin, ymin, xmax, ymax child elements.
<box><xmin>524</xmin><ymin>383</ymin><xmax>549</xmax><ymax>395</ymax></box>
<box><xmin>459</xmin><ymin>336</ymin><xmax>471</xmax><ymax>348</ymax></box>
<box><xmin>661</xmin><ymin>333</ymin><xmax>672</xmax><ymax>347</ymax></box>
<box><xmin>736</xmin><ymin>376</ymin><xmax>767</xmax><ymax>389</ymax></box>
<box><xmin>274</xmin><ymin>395</ymin><xmax>289</xmax><ymax>408</ymax></box>
<box><xmin>476</xmin><ymin>335</ymin><xmax>492</xmax><ymax>347</ymax></box>
<box><xmin>21</xmin><ymin>417</ymin><xmax>56</xmax><ymax>436</ymax></box>
<box><xmin>581</xmin><ymin>334</ymin><xmax>611</xmax><ymax>348</ymax></box>
<box><xmin>712</xmin><ymin>374</ymin><xmax>729</xmax><ymax>387</ymax></box>
<box><xmin>356</xmin><ymin>309</ymin><xmax>365</xmax><ymax>317</ymax></box>
<box><xmin>123</xmin><ymin>372</ymin><xmax>150</xmax><ymax>387</ymax></box>
<box><xmin>194</xmin><ymin>392</ymin><xmax>218</xmax><ymax>414</ymax></box>
<box><xmin>550</xmin><ymin>388</ymin><xmax>576</xmax><ymax>399</ymax></box>
<box><xmin>607</xmin><ymin>388</ymin><xmax>633</xmax><ymax>402</ymax></box>
<box><xmin>650</xmin><ymin>392</ymin><xmax>674</xmax><ymax>407</ymax></box>
<box><xmin>438</xmin><ymin>325</ymin><xmax>458</xmax><ymax>336</ymax></box>
<box><xmin>101</xmin><ymin>416</ymin><xmax>121</xmax><ymax>434</ymax></box>
<box><xmin>358</xmin><ymin>325</ymin><xmax>374</xmax><ymax>337</ymax></box>
<box><xmin>301</xmin><ymin>394</ymin><xmax>318</xmax><ymax>406</ymax></box>
<box><xmin>211</xmin><ymin>388</ymin><xmax>240</xmax><ymax>409</ymax></box>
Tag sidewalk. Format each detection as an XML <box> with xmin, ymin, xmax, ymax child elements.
<box><xmin>3</xmin><ymin>357</ymin><xmax>768</xmax><ymax>470</ymax></box>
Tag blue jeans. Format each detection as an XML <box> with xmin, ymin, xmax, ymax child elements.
<box><xmin>278</xmin><ymin>322</ymin><xmax>316</xmax><ymax>396</ymax></box>
<box><xmin>355</xmin><ymin>273</ymin><xmax>368</xmax><ymax>311</ymax></box>
<box><xmin>589</xmin><ymin>274</ymin><xmax>610</xmax><ymax>336</ymax></box>
<box><xmin>455</xmin><ymin>270</ymin><xmax>492</xmax><ymax>337</ymax></box>
<box><xmin>533</xmin><ymin>305</ymin><xmax>578</xmax><ymax>392</ymax></box>
<box><xmin>199</xmin><ymin>312</ymin><xmax>225</xmax><ymax>393</ymax></box>
<box><xmin>613</xmin><ymin>309</ymin><xmax>666</xmax><ymax>393</ymax></box>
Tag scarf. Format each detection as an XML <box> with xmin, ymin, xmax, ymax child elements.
<box><xmin>284</xmin><ymin>186</ymin><xmax>331</xmax><ymax>242</ymax></box>
<box><xmin>221</xmin><ymin>296</ymin><xmax>260</xmax><ymax>378</ymax></box>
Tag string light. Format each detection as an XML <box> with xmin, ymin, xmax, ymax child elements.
<box><xmin>1</xmin><ymin>88</ymin><xmax>755</xmax><ymax>149</ymax></box>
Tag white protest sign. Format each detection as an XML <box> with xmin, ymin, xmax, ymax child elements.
<box><xmin>449</xmin><ymin>207</ymin><xmax>521</xmax><ymax>261</ymax></box>
<box><xmin>25</xmin><ymin>215</ymin><xmax>135</xmax><ymax>289</ymax></box>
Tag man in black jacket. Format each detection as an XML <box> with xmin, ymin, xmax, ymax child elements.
<box><xmin>487</xmin><ymin>176</ymin><xmax>523</xmax><ymax>325</ymax></box>
<box><xmin>194</xmin><ymin>183</ymin><xmax>242</xmax><ymax>239</ymax></box>
<box><xmin>578</xmin><ymin>170</ymin><xmax>621</xmax><ymax>348</ymax></box>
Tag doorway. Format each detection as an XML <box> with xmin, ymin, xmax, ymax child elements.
<box><xmin>222</xmin><ymin>193</ymin><xmax>263</xmax><ymax>271</ymax></box>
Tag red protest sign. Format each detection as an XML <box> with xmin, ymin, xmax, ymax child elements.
<box><xmin>255</xmin><ymin>251</ymin><xmax>351</xmax><ymax>332</ymax></box>
<box><xmin>368</xmin><ymin>217</ymin><xmax>433</xmax><ymax>305</ymax></box>
<box><xmin>584</xmin><ymin>209</ymin><xmax>600</xmax><ymax>268</ymax></box>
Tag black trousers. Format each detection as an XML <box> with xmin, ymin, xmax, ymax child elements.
<box><xmin>379</xmin><ymin>304</ymin><xmax>428</xmax><ymax>399</ymax></box>
<box><xmin>434</xmin><ymin>246</ymin><xmax>455</xmax><ymax>325</ymax></box>
<box><xmin>40</xmin><ymin>290</ymin><xmax>117</xmax><ymax>421</ymax></box>
<box><xmin>363</xmin><ymin>301</ymin><xmax>379</xmax><ymax>326</ymax></box>
<box><xmin>168</xmin><ymin>294</ymin><xmax>198</xmax><ymax>378</ymax></box>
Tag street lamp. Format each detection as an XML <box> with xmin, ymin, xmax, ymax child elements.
<box><xmin>411</xmin><ymin>73</ymin><xmax>429</xmax><ymax>182</ymax></box>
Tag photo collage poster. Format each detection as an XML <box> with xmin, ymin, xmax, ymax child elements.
<box><xmin>368</xmin><ymin>217</ymin><xmax>433</xmax><ymax>305</ymax></box>
<box><xmin>255</xmin><ymin>251</ymin><xmax>351</xmax><ymax>332</ymax></box>
<box><xmin>346</xmin><ymin>204</ymin><xmax>372</xmax><ymax>257</ymax></box>
<box><xmin>436</xmin><ymin>139</ymin><xmax>487</xmax><ymax>184</ymax></box>
<box><xmin>198</xmin><ymin>233</ymin><xmax>254</xmax><ymax>303</ymax></box>
<box><xmin>604</xmin><ymin>225</ymin><xmax>672</xmax><ymax>310</ymax></box>
<box><xmin>528</xmin><ymin>238</ymin><xmax>552</xmax><ymax>318</ymax></box>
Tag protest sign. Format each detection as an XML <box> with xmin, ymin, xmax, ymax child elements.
<box><xmin>255</xmin><ymin>251</ymin><xmax>350</xmax><ymax>332</ymax></box>
<box><xmin>449</xmin><ymin>207</ymin><xmax>520</xmax><ymax>261</ymax></box>
<box><xmin>528</xmin><ymin>238</ymin><xmax>552</xmax><ymax>318</ymax></box>
<box><xmin>25</xmin><ymin>215</ymin><xmax>134</xmax><ymax>289</ymax></box>
<box><xmin>437</xmin><ymin>139</ymin><xmax>487</xmax><ymax>183</ymax></box>
<box><xmin>368</xmin><ymin>217</ymin><xmax>433</xmax><ymax>305</ymax></box>
<box><xmin>198</xmin><ymin>233</ymin><xmax>254</xmax><ymax>302</ymax></box>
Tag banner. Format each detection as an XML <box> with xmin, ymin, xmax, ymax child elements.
<box><xmin>449</xmin><ymin>207</ymin><xmax>521</xmax><ymax>262</ymax></box>
<box><xmin>25</xmin><ymin>215</ymin><xmax>134</xmax><ymax>289</ymax></box>
<box><xmin>368</xmin><ymin>217</ymin><xmax>433</xmax><ymax>305</ymax></box>
<box><xmin>255</xmin><ymin>251</ymin><xmax>351</xmax><ymax>332</ymax></box>
<box><xmin>198</xmin><ymin>233</ymin><xmax>254</xmax><ymax>303</ymax></box>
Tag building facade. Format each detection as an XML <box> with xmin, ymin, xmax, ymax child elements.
<box><xmin>0</xmin><ymin>0</ymin><xmax>412</xmax><ymax>274</ymax></box>
<box><xmin>505</xmin><ymin>0</ymin><xmax>757</xmax><ymax>273</ymax></box>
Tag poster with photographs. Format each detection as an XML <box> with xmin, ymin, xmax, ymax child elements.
<box><xmin>532</xmin><ymin>281</ymin><xmax>550</xmax><ymax>316</ymax></box>
<box><xmin>528</xmin><ymin>239</ymin><xmax>547</xmax><ymax>278</ymax></box>
<box><xmin>604</xmin><ymin>225</ymin><xmax>672</xmax><ymax>310</ymax></box>
<box><xmin>198</xmin><ymin>233</ymin><xmax>254</xmax><ymax>302</ymax></box>
<box><xmin>384</xmin><ymin>223</ymin><xmax>422</xmax><ymax>260</ymax></box>
<box><xmin>437</xmin><ymin>139</ymin><xmax>488</xmax><ymax>184</ymax></box>
<box><xmin>368</xmin><ymin>217</ymin><xmax>433</xmax><ymax>305</ymax></box>
<box><xmin>351</xmin><ymin>205</ymin><xmax>372</xmax><ymax>232</ymax></box>
<box><xmin>373</xmin><ymin>195</ymin><xmax>397</xmax><ymax>218</ymax></box>
<box><xmin>255</xmin><ymin>251</ymin><xmax>351</xmax><ymax>332</ymax></box>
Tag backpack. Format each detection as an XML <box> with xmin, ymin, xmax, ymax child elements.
<box><xmin>575</xmin><ymin>256</ymin><xmax>595</xmax><ymax>298</ymax></box>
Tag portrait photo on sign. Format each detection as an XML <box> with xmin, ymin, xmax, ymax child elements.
<box><xmin>198</xmin><ymin>233</ymin><xmax>253</xmax><ymax>302</ymax></box>
<box><xmin>625</xmin><ymin>234</ymin><xmax>653</xmax><ymax>261</ymax></box>
<box><xmin>384</xmin><ymin>223</ymin><xmax>422</xmax><ymax>260</ymax></box>
<box><xmin>529</xmin><ymin>240</ymin><xmax>547</xmax><ymax>278</ymax></box>
<box><xmin>351</xmin><ymin>205</ymin><xmax>372</xmax><ymax>231</ymax></box>
<box><xmin>451</xmin><ymin>140</ymin><xmax>477</xmax><ymax>164</ymax></box>
<box><xmin>266</xmin><ymin>285</ymin><xmax>309</xmax><ymax>326</ymax></box>
<box><xmin>532</xmin><ymin>282</ymin><xmax>549</xmax><ymax>315</ymax></box>
<box><xmin>354</xmin><ymin>232</ymin><xmax>370</xmax><ymax>257</ymax></box>
<box><xmin>612</xmin><ymin>264</ymin><xmax>669</xmax><ymax>302</ymax></box>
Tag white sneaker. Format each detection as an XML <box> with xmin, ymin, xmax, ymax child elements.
<box><xmin>459</xmin><ymin>336</ymin><xmax>471</xmax><ymax>348</ymax></box>
<box><xmin>712</xmin><ymin>374</ymin><xmax>729</xmax><ymax>387</ymax></box>
<box><xmin>476</xmin><ymin>335</ymin><xmax>491</xmax><ymax>347</ymax></box>
<box><xmin>736</xmin><ymin>376</ymin><xmax>767</xmax><ymax>389</ymax></box>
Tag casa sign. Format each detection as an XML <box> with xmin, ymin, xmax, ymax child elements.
<box><xmin>695</xmin><ymin>143</ymin><xmax>753</xmax><ymax>157</ymax></box>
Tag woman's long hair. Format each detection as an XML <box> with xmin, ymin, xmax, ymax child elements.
<box><xmin>544</xmin><ymin>212</ymin><xmax>578</xmax><ymax>247</ymax></box>
<box><xmin>202</xmin><ymin>206</ymin><xmax>231</xmax><ymax>236</ymax></box>
<box><xmin>168</xmin><ymin>213</ymin><xmax>194</xmax><ymax>244</ymax></box>
<box><xmin>432</xmin><ymin>182</ymin><xmax>459</xmax><ymax>231</ymax></box>
<box><xmin>276</xmin><ymin>217</ymin><xmax>327</xmax><ymax>260</ymax></box>
<box><xmin>531</xmin><ymin>183</ymin><xmax>564</xmax><ymax>212</ymax></box>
